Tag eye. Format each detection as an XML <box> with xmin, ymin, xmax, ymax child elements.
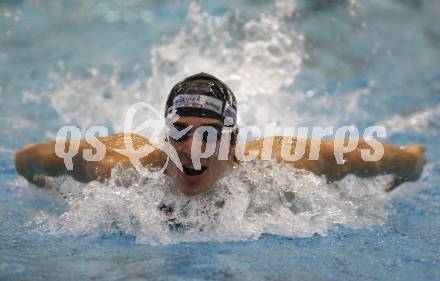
<box><xmin>172</xmin><ymin>130</ymin><xmax>191</xmax><ymax>141</ymax></box>
<box><xmin>201</xmin><ymin>131</ymin><xmax>211</xmax><ymax>143</ymax></box>
<box><xmin>198</xmin><ymin>127</ymin><xmax>223</xmax><ymax>143</ymax></box>
<box><xmin>169</xmin><ymin>124</ymin><xmax>192</xmax><ymax>141</ymax></box>
<box><xmin>213</xmin><ymin>126</ymin><xmax>223</xmax><ymax>139</ymax></box>
<box><xmin>174</xmin><ymin>123</ymin><xmax>188</xmax><ymax>131</ymax></box>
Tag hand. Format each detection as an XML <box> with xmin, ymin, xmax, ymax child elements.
<box><xmin>32</xmin><ymin>175</ymin><xmax>55</xmax><ymax>188</ymax></box>
<box><xmin>404</xmin><ymin>144</ymin><xmax>427</xmax><ymax>181</ymax></box>
<box><xmin>387</xmin><ymin>144</ymin><xmax>427</xmax><ymax>191</ymax></box>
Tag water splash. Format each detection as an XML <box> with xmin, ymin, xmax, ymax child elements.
<box><xmin>21</xmin><ymin>1</ymin><xmax>424</xmax><ymax>244</ymax></box>
<box><xmin>45</xmin><ymin>1</ymin><xmax>304</xmax><ymax>132</ymax></box>
<box><xmin>30</xmin><ymin>161</ymin><xmax>390</xmax><ymax>245</ymax></box>
<box><xmin>43</xmin><ymin>0</ymin><xmax>381</xmax><ymax>132</ymax></box>
<box><xmin>379</xmin><ymin>104</ymin><xmax>440</xmax><ymax>136</ymax></box>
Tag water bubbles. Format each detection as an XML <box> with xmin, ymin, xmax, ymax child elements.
<box><xmin>26</xmin><ymin>0</ymin><xmax>409</xmax><ymax>245</ymax></box>
<box><xmin>2</xmin><ymin>8</ymin><xmax>23</xmax><ymax>22</ymax></box>
<box><xmin>33</xmin><ymin>160</ymin><xmax>390</xmax><ymax>245</ymax></box>
<box><xmin>379</xmin><ymin>104</ymin><xmax>440</xmax><ymax>135</ymax></box>
<box><xmin>3</xmin><ymin>9</ymin><xmax>12</xmax><ymax>18</ymax></box>
<box><xmin>45</xmin><ymin>0</ymin><xmax>304</xmax><ymax>130</ymax></box>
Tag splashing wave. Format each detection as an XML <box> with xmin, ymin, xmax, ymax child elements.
<box><xmin>24</xmin><ymin>1</ymin><xmax>403</xmax><ymax>244</ymax></box>
<box><xmin>30</xmin><ymin>161</ymin><xmax>390</xmax><ymax>245</ymax></box>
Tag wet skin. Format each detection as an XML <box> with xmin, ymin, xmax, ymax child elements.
<box><xmin>15</xmin><ymin>119</ymin><xmax>426</xmax><ymax>195</ymax></box>
<box><xmin>165</xmin><ymin>116</ymin><xmax>234</xmax><ymax>196</ymax></box>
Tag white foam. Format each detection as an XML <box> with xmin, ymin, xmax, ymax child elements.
<box><xmin>379</xmin><ymin>104</ymin><xmax>440</xmax><ymax>135</ymax></box>
<box><xmin>24</xmin><ymin>1</ymin><xmax>397</xmax><ymax>244</ymax></box>
<box><xmin>31</xmin><ymin>161</ymin><xmax>390</xmax><ymax>245</ymax></box>
<box><xmin>44</xmin><ymin>1</ymin><xmax>305</xmax><ymax>134</ymax></box>
<box><xmin>41</xmin><ymin>1</ymin><xmax>386</xmax><ymax>134</ymax></box>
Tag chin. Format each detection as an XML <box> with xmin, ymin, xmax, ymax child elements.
<box><xmin>177</xmin><ymin>182</ymin><xmax>210</xmax><ymax>196</ymax></box>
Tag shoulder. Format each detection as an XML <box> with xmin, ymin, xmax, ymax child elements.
<box><xmin>98</xmin><ymin>133</ymin><xmax>166</xmax><ymax>168</ymax></box>
<box><xmin>244</xmin><ymin>136</ymin><xmax>297</xmax><ymax>159</ymax></box>
<box><xmin>97</xmin><ymin>133</ymin><xmax>152</xmax><ymax>150</ymax></box>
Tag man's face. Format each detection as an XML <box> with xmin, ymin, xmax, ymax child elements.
<box><xmin>165</xmin><ymin>116</ymin><xmax>234</xmax><ymax>196</ymax></box>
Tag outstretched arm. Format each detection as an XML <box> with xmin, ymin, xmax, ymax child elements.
<box><xmin>312</xmin><ymin>139</ymin><xmax>426</xmax><ymax>189</ymax></box>
<box><xmin>15</xmin><ymin>140</ymin><xmax>124</xmax><ymax>186</ymax></box>
<box><xmin>15</xmin><ymin>140</ymin><xmax>70</xmax><ymax>186</ymax></box>
<box><xmin>245</xmin><ymin>137</ymin><xmax>427</xmax><ymax>189</ymax></box>
<box><xmin>15</xmin><ymin>134</ymin><xmax>164</xmax><ymax>186</ymax></box>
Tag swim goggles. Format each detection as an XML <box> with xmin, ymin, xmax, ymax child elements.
<box><xmin>168</xmin><ymin>123</ymin><xmax>224</xmax><ymax>143</ymax></box>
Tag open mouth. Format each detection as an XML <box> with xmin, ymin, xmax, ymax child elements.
<box><xmin>182</xmin><ymin>166</ymin><xmax>207</xmax><ymax>176</ymax></box>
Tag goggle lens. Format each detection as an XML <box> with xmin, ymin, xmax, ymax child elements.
<box><xmin>169</xmin><ymin>124</ymin><xmax>223</xmax><ymax>143</ymax></box>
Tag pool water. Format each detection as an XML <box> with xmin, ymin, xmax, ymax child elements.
<box><xmin>1</xmin><ymin>0</ymin><xmax>440</xmax><ymax>280</ymax></box>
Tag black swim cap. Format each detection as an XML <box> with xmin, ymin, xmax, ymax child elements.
<box><xmin>164</xmin><ymin>73</ymin><xmax>237</xmax><ymax>126</ymax></box>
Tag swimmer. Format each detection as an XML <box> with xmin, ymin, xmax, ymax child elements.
<box><xmin>15</xmin><ymin>73</ymin><xmax>427</xmax><ymax>195</ymax></box>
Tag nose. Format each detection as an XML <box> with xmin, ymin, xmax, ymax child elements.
<box><xmin>172</xmin><ymin>136</ymin><xmax>193</xmax><ymax>162</ymax></box>
<box><xmin>180</xmin><ymin>136</ymin><xmax>193</xmax><ymax>158</ymax></box>
<box><xmin>174</xmin><ymin>136</ymin><xmax>208</xmax><ymax>161</ymax></box>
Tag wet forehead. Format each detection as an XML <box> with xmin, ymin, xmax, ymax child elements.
<box><xmin>174</xmin><ymin>116</ymin><xmax>223</xmax><ymax>127</ymax></box>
